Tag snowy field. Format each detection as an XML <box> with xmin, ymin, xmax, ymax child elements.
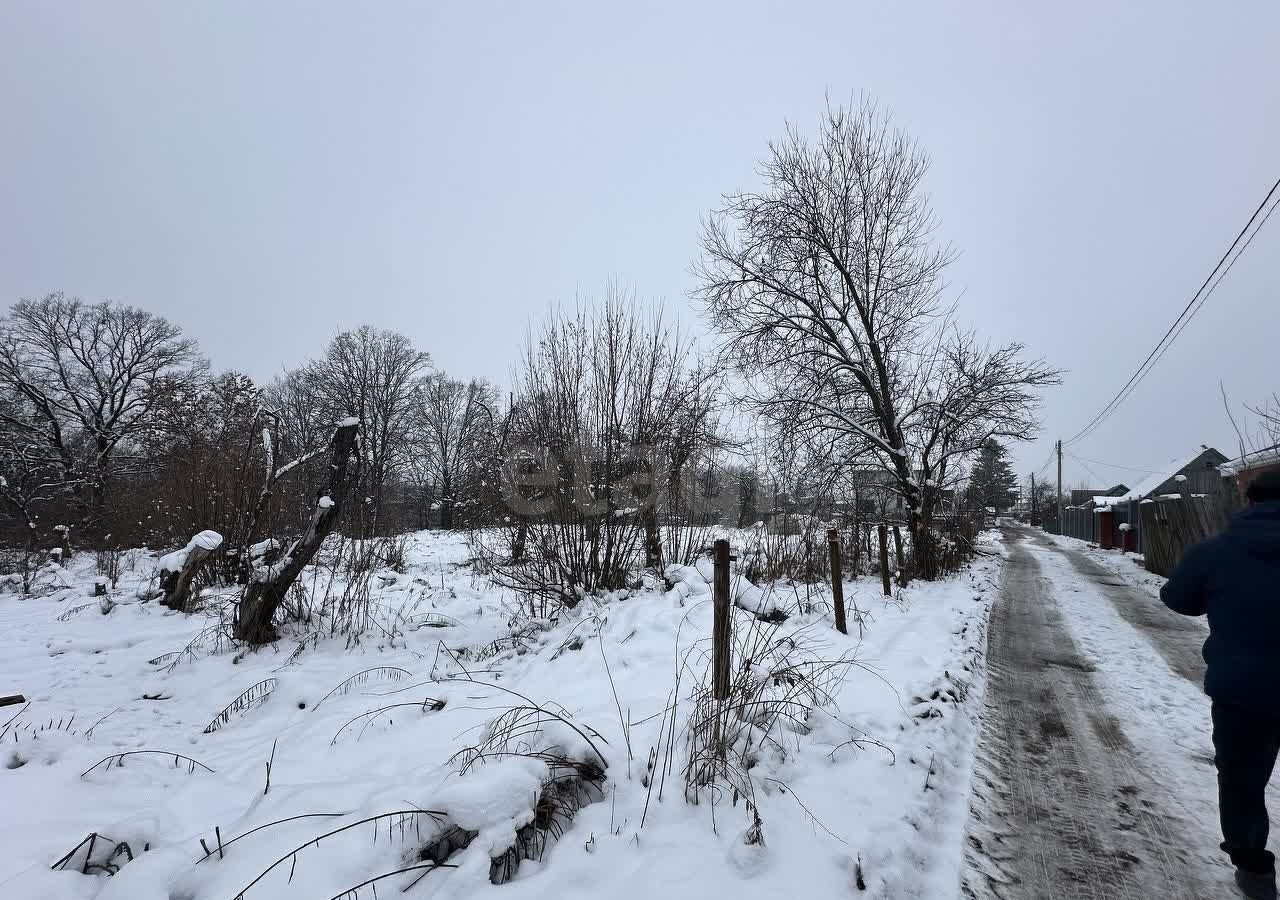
<box><xmin>0</xmin><ymin>530</ymin><xmax>1004</xmax><ymax>900</ymax></box>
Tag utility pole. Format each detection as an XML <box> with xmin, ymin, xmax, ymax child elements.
<box><xmin>1056</xmin><ymin>439</ymin><xmax>1063</xmax><ymax>530</ymax></box>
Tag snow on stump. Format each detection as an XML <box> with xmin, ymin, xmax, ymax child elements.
<box><xmin>159</xmin><ymin>530</ymin><xmax>223</xmax><ymax>613</ymax></box>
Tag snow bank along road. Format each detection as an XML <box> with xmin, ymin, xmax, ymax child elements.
<box><xmin>964</xmin><ymin>525</ymin><xmax>1259</xmax><ymax>899</ymax></box>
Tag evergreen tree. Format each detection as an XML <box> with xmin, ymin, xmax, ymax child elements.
<box><xmin>966</xmin><ymin>440</ymin><xmax>1019</xmax><ymax>513</ymax></box>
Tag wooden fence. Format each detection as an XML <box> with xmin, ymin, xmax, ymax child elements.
<box><xmin>1138</xmin><ymin>493</ymin><xmax>1238</xmax><ymax>577</ymax></box>
<box><xmin>1054</xmin><ymin>479</ymin><xmax>1246</xmax><ymax>577</ymax></box>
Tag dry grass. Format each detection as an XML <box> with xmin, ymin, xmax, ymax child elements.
<box><xmin>312</xmin><ymin>666</ymin><xmax>412</xmax><ymax>710</ymax></box>
<box><xmin>203</xmin><ymin>678</ymin><xmax>277</xmax><ymax>734</ymax></box>
<box><xmin>81</xmin><ymin>750</ymin><xmax>214</xmax><ymax>778</ymax></box>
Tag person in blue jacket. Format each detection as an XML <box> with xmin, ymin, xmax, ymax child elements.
<box><xmin>1162</xmin><ymin>468</ymin><xmax>1280</xmax><ymax>900</ymax></box>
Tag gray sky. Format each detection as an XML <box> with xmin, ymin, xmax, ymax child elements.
<box><xmin>2</xmin><ymin>2</ymin><xmax>1277</xmax><ymax>488</ymax></box>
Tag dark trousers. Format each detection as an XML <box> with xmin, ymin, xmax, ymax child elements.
<box><xmin>1213</xmin><ymin>702</ymin><xmax>1280</xmax><ymax>873</ymax></box>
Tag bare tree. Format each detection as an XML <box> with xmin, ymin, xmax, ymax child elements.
<box><xmin>1256</xmin><ymin>396</ymin><xmax>1280</xmax><ymax>448</ymax></box>
<box><xmin>142</xmin><ymin>372</ymin><xmax>263</xmax><ymax>553</ymax></box>
<box><xmin>304</xmin><ymin>326</ymin><xmax>430</xmax><ymax>535</ymax></box>
<box><xmin>413</xmin><ymin>374</ymin><xmax>497</xmax><ymax>529</ymax></box>
<box><xmin>905</xmin><ymin>332</ymin><xmax>1059</xmax><ymax>534</ymax></box>
<box><xmin>0</xmin><ymin>293</ymin><xmax>206</xmax><ymax>542</ymax></box>
<box><xmin>477</xmin><ymin>290</ymin><xmax>718</xmax><ymax>606</ymax></box>
<box><xmin>268</xmin><ymin>368</ymin><xmax>331</xmax><ymax>482</ymax></box>
<box><xmin>696</xmin><ymin>99</ymin><xmax>1057</xmax><ymax>577</ymax></box>
<box><xmin>0</xmin><ymin>418</ymin><xmax>64</xmax><ymax>555</ymax></box>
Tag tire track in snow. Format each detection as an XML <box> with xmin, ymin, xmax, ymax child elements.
<box><xmin>1023</xmin><ymin>530</ymin><xmax>1207</xmax><ymax>686</ymax></box>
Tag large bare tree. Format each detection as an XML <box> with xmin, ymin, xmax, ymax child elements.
<box><xmin>413</xmin><ymin>374</ymin><xmax>496</xmax><ymax>530</ymax></box>
<box><xmin>304</xmin><ymin>326</ymin><xmax>430</xmax><ymax>534</ymax></box>
<box><xmin>0</xmin><ymin>293</ymin><xmax>206</xmax><ymax>542</ymax></box>
<box><xmin>696</xmin><ymin>100</ymin><xmax>1057</xmax><ymax>577</ymax></box>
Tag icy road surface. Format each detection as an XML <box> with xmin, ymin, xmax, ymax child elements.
<box><xmin>963</xmin><ymin>526</ymin><xmax>1265</xmax><ymax>899</ymax></box>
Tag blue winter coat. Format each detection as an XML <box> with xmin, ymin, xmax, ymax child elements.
<box><xmin>1161</xmin><ymin>501</ymin><xmax>1280</xmax><ymax>711</ymax></box>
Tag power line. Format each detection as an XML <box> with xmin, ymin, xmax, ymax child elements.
<box><xmin>1080</xmin><ymin>192</ymin><xmax>1280</xmax><ymax>448</ymax></box>
<box><xmin>1065</xmin><ymin>453</ymin><xmax>1157</xmax><ymax>475</ymax></box>
<box><xmin>1067</xmin><ymin>184</ymin><xmax>1280</xmax><ymax>448</ymax></box>
<box><xmin>1064</xmin><ymin>176</ymin><xmax>1280</xmax><ymax>448</ymax></box>
<box><xmin>1064</xmin><ymin>450</ymin><xmax>1105</xmax><ymax>485</ymax></box>
<box><xmin>1147</xmin><ymin>193</ymin><xmax>1279</xmax><ymax>377</ymax></box>
<box><xmin>1074</xmin><ymin>191</ymin><xmax>1280</xmax><ymax>447</ymax></box>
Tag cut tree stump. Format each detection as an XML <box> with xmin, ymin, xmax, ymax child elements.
<box><xmin>159</xmin><ymin>531</ymin><xmax>224</xmax><ymax>613</ymax></box>
<box><xmin>234</xmin><ymin>420</ymin><xmax>360</xmax><ymax>644</ymax></box>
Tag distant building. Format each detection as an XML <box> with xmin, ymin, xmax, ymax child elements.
<box><xmin>1112</xmin><ymin>446</ymin><xmax>1228</xmax><ymax>502</ymax></box>
<box><xmin>1070</xmin><ymin>484</ymin><xmax>1128</xmax><ymax>507</ymax></box>
<box><xmin>844</xmin><ymin>468</ymin><xmax>904</xmax><ymax>518</ymax></box>
<box><xmin>827</xmin><ymin>467</ymin><xmax>957</xmax><ymax>526</ymax></box>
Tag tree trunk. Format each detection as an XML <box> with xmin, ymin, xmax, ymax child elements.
<box><xmin>234</xmin><ymin>422</ymin><xmax>360</xmax><ymax>644</ymax></box>
<box><xmin>160</xmin><ymin>530</ymin><xmax>224</xmax><ymax>612</ymax></box>
<box><xmin>877</xmin><ymin>524</ymin><xmax>891</xmax><ymax>596</ymax></box>
<box><xmin>510</xmin><ymin>520</ymin><xmax>527</xmax><ymax>562</ymax></box>
<box><xmin>643</xmin><ymin>505</ymin><xmax>662</xmax><ymax>569</ymax></box>
<box><xmin>440</xmin><ymin>473</ymin><xmax>453</xmax><ymax>530</ymax></box>
<box><xmin>892</xmin><ymin>525</ymin><xmax>909</xmax><ymax>586</ymax></box>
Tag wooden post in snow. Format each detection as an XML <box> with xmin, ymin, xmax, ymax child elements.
<box><xmin>827</xmin><ymin>528</ymin><xmax>848</xmax><ymax>635</ymax></box>
<box><xmin>892</xmin><ymin>525</ymin><xmax>909</xmax><ymax>586</ymax></box>
<box><xmin>878</xmin><ymin>524</ymin><xmax>892</xmax><ymax>597</ymax></box>
<box><xmin>711</xmin><ymin>539</ymin><xmax>731</xmax><ymax>700</ymax></box>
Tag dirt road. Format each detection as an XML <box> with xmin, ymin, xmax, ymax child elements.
<box><xmin>962</xmin><ymin>527</ymin><xmax>1219</xmax><ymax>899</ymax></box>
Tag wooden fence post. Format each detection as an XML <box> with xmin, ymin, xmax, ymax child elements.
<box><xmin>712</xmin><ymin>539</ymin><xmax>731</xmax><ymax>700</ymax></box>
<box><xmin>892</xmin><ymin>525</ymin><xmax>909</xmax><ymax>586</ymax></box>
<box><xmin>877</xmin><ymin>524</ymin><xmax>891</xmax><ymax>597</ymax></box>
<box><xmin>827</xmin><ymin>529</ymin><xmax>847</xmax><ymax>635</ymax></box>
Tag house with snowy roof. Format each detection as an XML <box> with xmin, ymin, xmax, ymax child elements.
<box><xmin>1070</xmin><ymin>484</ymin><xmax>1128</xmax><ymax>507</ymax></box>
<box><xmin>1108</xmin><ymin>446</ymin><xmax>1228</xmax><ymax>503</ymax></box>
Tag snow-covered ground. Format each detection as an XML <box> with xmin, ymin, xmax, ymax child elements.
<box><xmin>0</xmin><ymin>530</ymin><xmax>1005</xmax><ymax>900</ymax></box>
<box><xmin>1044</xmin><ymin>532</ymin><xmax>1169</xmax><ymax>597</ymax></box>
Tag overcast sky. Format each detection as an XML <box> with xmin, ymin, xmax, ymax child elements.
<box><xmin>2</xmin><ymin>2</ymin><xmax>1277</xmax><ymax>489</ymax></box>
